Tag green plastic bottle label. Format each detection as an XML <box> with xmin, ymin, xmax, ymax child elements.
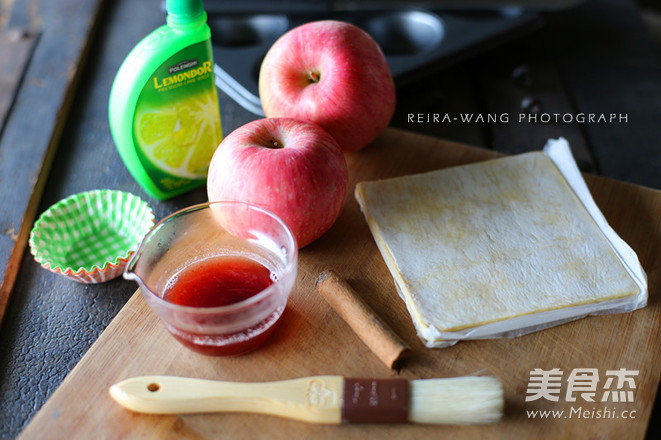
<box><xmin>132</xmin><ymin>40</ymin><xmax>222</xmax><ymax>194</ymax></box>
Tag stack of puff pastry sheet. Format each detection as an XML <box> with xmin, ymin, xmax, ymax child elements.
<box><xmin>355</xmin><ymin>138</ymin><xmax>647</xmax><ymax>348</ymax></box>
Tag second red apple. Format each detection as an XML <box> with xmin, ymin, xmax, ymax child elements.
<box><xmin>207</xmin><ymin>118</ymin><xmax>348</xmax><ymax>248</ymax></box>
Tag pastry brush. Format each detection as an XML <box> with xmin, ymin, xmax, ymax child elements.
<box><xmin>109</xmin><ymin>375</ymin><xmax>503</xmax><ymax>425</ymax></box>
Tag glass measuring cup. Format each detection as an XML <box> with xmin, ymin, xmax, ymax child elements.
<box><xmin>124</xmin><ymin>201</ymin><xmax>298</xmax><ymax>356</ymax></box>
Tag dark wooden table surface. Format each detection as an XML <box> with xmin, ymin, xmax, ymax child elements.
<box><xmin>0</xmin><ymin>0</ymin><xmax>660</xmax><ymax>438</ymax></box>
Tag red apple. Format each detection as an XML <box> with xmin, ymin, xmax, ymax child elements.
<box><xmin>258</xmin><ymin>20</ymin><xmax>396</xmax><ymax>154</ymax></box>
<box><xmin>207</xmin><ymin>118</ymin><xmax>348</xmax><ymax>248</ymax></box>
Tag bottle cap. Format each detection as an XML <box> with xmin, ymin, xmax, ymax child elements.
<box><xmin>166</xmin><ymin>0</ymin><xmax>205</xmax><ymax>23</ymax></box>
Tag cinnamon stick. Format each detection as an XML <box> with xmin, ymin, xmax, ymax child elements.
<box><xmin>315</xmin><ymin>270</ymin><xmax>411</xmax><ymax>369</ymax></box>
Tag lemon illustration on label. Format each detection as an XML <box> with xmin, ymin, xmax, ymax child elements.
<box><xmin>135</xmin><ymin>90</ymin><xmax>221</xmax><ymax>179</ymax></box>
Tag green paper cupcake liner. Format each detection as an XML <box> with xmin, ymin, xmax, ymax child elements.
<box><xmin>29</xmin><ymin>190</ymin><xmax>155</xmax><ymax>283</ymax></box>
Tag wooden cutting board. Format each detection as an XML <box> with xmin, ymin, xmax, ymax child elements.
<box><xmin>19</xmin><ymin>128</ymin><xmax>661</xmax><ymax>439</ymax></box>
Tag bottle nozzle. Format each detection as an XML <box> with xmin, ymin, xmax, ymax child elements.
<box><xmin>166</xmin><ymin>0</ymin><xmax>205</xmax><ymax>23</ymax></box>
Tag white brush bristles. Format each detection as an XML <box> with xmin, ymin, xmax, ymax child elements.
<box><xmin>408</xmin><ymin>376</ymin><xmax>504</xmax><ymax>425</ymax></box>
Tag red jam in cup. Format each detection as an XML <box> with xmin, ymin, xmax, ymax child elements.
<box><xmin>163</xmin><ymin>256</ymin><xmax>282</xmax><ymax>356</ymax></box>
<box><xmin>124</xmin><ymin>201</ymin><xmax>298</xmax><ymax>357</ymax></box>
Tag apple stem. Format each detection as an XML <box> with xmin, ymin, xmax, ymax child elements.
<box><xmin>269</xmin><ymin>138</ymin><xmax>283</xmax><ymax>149</ymax></box>
<box><xmin>308</xmin><ymin>71</ymin><xmax>321</xmax><ymax>83</ymax></box>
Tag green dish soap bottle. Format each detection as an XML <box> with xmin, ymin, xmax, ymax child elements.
<box><xmin>109</xmin><ymin>0</ymin><xmax>222</xmax><ymax>200</ymax></box>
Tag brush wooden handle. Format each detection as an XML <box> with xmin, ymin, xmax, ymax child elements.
<box><xmin>109</xmin><ymin>375</ymin><xmax>344</xmax><ymax>424</ymax></box>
